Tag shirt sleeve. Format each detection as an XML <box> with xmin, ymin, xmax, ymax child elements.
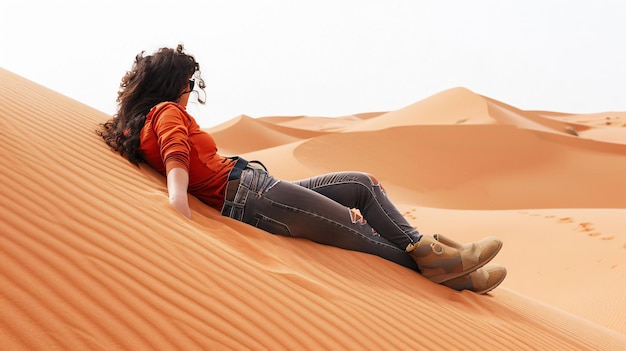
<box><xmin>151</xmin><ymin>105</ymin><xmax>191</xmax><ymax>174</ymax></box>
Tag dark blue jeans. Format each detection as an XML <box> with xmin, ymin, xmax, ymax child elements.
<box><xmin>221</xmin><ymin>166</ymin><xmax>420</xmax><ymax>271</ymax></box>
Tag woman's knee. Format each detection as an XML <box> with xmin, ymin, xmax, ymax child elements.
<box><xmin>346</xmin><ymin>171</ymin><xmax>382</xmax><ymax>188</ymax></box>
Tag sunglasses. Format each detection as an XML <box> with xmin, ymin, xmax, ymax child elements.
<box><xmin>189</xmin><ymin>79</ymin><xmax>195</xmax><ymax>91</ymax></box>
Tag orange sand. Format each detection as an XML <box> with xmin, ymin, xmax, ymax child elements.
<box><xmin>1</xmin><ymin>68</ymin><xmax>624</xmax><ymax>350</ymax></box>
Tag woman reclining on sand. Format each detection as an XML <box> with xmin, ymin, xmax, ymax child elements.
<box><xmin>98</xmin><ymin>44</ymin><xmax>506</xmax><ymax>294</ymax></box>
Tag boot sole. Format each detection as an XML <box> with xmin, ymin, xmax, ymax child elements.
<box><xmin>429</xmin><ymin>239</ymin><xmax>503</xmax><ymax>284</ymax></box>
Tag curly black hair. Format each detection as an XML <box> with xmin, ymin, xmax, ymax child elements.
<box><xmin>97</xmin><ymin>44</ymin><xmax>201</xmax><ymax>165</ymax></box>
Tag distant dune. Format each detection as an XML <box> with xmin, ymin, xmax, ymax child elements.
<box><xmin>1</xmin><ymin>68</ymin><xmax>624</xmax><ymax>350</ymax></box>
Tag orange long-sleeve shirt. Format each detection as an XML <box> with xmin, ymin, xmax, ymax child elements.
<box><xmin>139</xmin><ymin>102</ymin><xmax>235</xmax><ymax>211</ymax></box>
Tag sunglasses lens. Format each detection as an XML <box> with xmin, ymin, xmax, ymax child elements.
<box><xmin>189</xmin><ymin>80</ymin><xmax>195</xmax><ymax>91</ymax></box>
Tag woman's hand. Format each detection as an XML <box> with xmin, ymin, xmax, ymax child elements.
<box><xmin>167</xmin><ymin>167</ymin><xmax>192</xmax><ymax>219</ymax></box>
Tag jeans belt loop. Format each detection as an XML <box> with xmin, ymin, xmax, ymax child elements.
<box><xmin>224</xmin><ymin>178</ymin><xmax>240</xmax><ymax>202</ymax></box>
<box><xmin>223</xmin><ymin>157</ymin><xmax>249</xmax><ymax>209</ymax></box>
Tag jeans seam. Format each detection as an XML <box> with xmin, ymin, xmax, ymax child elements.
<box><xmin>262</xmin><ymin>196</ymin><xmax>406</xmax><ymax>253</ymax></box>
<box><xmin>310</xmin><ymin>179</ymin><xmax>417</xmax><ymax>246</ymax></box>
<box><xmin>256</xmin><ymin>213</ymin><xmax>293</xmax><ymax>237</ymax></box>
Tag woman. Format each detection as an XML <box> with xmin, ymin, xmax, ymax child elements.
<box><xmin>98</xmin><ymin>44</ymin><xmax>506</xmax><ymax>294</ymax></box>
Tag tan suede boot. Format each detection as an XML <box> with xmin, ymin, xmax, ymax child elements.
<box><xmin>442</xmin><ymin>264</ymin><xmax>507</xmax><ymax>294</ymax></box>
<box><xmin>406</xmin><ymin>234</ymin><xmax>502</xmax><ymax>283</ymax></box>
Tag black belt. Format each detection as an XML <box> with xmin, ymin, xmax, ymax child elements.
<box><xmin>224</xmin><ymin>157</ymin><xmax>268</xmax><ymax>203</ymax></box>
<box><xmin>228</xmin><ymin>157</ymin><xmax>249</xmax><ymax>181</ymax></box>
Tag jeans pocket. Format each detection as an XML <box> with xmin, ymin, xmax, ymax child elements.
<box><xmin>253</xmin><ymin>214</ymin><xmax>292</xmax><ymax>237</ymax></box>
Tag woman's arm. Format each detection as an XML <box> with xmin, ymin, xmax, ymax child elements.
<box><xmin>150</xmin><ymin>105</ymin><xmax>193</xmax><ymax>219</ymax></box>
<box><xmin>167</xmin><ymin>167</ymin><xmax>192</xmax><ymax>219</ymax></box>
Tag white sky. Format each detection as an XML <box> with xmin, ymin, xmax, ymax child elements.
<box><xmin>1</xmin><ymin>0</ymin><xmax>625</xmax><ymax>127</ymax></box>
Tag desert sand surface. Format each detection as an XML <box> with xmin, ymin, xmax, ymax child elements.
<box><xmin>1</xmin><ymin>68</ymin><xmax>624</xmax><ymax>350</ymax></box>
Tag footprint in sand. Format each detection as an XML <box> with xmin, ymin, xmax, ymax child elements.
<box><xmin>555</xmin><ymin>218</ymin><xmax>611</xmax><ymax>241</ymax></box>
<box><xmin>575</xmin><ymin>223</ymin><xmax>611</xmax><ymax>240</ymax></box>
<box><xmin>577</xmin><ymin>222</ymin><xmax>594</xmax><ymax>232</ymax></box>
<box><xmin>577</xmin><ymin>224</ymin><xmax>615</xmax><ymax>241</ymax></box>
<box><xmin>604</xmin><ymin>115</ymin><xmax>625</xmax><ymax>126</ymax></box>
<box><xmin>524</xmin><ymin>213</ymin><xmax>615</xmax><ymax>243</ymax></box>
<box><xmin>403</xmin><ymin>208</ymin><xmax>417</xmax><ymax>220</ymax></box>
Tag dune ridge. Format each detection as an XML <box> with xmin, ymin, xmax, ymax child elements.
<box><xmin>1</xmin><ymin>68</ymin><xmax>624</xmax><ymax>350</ymax></box>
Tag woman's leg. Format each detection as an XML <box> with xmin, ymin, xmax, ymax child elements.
<box><xmin>288</xmin><ymin>172</ymin><xmax>505</xmax><ymax>290</ymax></box>
<box><xmin>291</xmin><ymin>172</ymin><xmax>421</xmax><ymax>249</ymax></box>
<box><xmin>233</xmin><ymin>168</ymin><xmax>419</xmax><ymax>271</ymax></box>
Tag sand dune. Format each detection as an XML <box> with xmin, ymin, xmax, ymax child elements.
<box><xmin>208</xmin><ymin>114</ymin><xmax>334</xmax><ymax>155</ymax></box>
<box><xmin>291</xmin><ymin>124</ymin><xmax>626</xmax><ymax>208</ymax></box>
<box><xmin>1</xmin><ymin>68</ymin><xmax>625</xmax><ymax>350</ymax></box>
